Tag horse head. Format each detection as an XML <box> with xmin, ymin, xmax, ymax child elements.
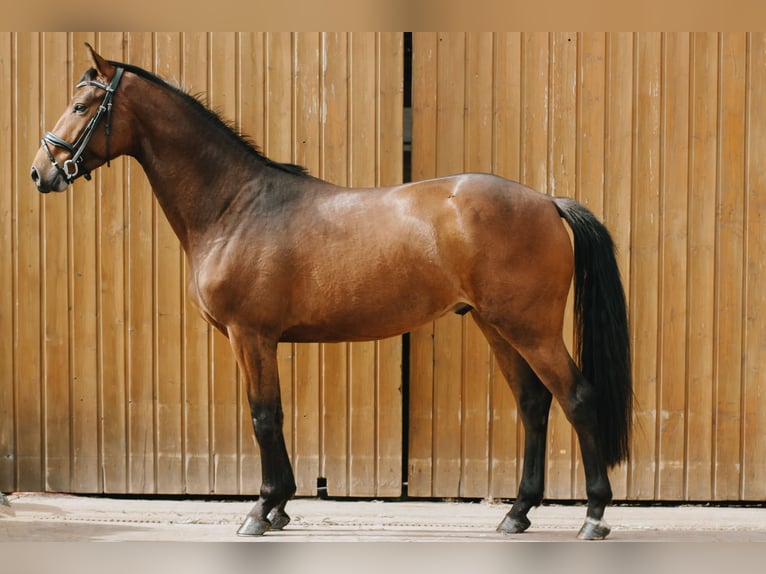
<box><xmin>31</xmin><ymin>43</ymin><xmax>130</xmax><ymax>193</ymax></box>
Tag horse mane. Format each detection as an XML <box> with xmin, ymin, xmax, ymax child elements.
<box><xmin>89</xmin><ymin>63</ymin><xmax>311</xmax><ymax>178</ymax></box>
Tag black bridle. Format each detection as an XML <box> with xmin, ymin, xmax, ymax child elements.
<box><xmin>41</xmin><ymin>67</ymin><xmax>125</xmax><ymax>184</ymax></box>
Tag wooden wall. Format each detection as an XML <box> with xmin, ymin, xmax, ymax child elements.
<box><xmin>0</xmin><ymin>32</ymin><xmax>403</xmax><ymax>497</ymax></box>
<box><xmin>408</xmin><ymin>32</ymin><xmax>766</xmax><ymax>502</ymax></box>
<box><xmin>2</xmin><ymin>32</ymin><xmax>765</xmax><ymax>502</ymax></box>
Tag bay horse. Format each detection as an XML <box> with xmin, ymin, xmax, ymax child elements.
<box><xmin>31</xmin><ymin>44</ymin><xmax>632</xmax><ymax>540</ymax></box>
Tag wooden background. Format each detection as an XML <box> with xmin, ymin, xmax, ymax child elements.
<box><xmin>1</xmin><ymin>32</ymin><xmax>765</xmax><ymax>502</ymax></box>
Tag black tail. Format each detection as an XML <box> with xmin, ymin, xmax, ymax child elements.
<box><xmin>554</xmin><ymin>197</ymin><xmax>632</xmax><ymax>467</ymax></box>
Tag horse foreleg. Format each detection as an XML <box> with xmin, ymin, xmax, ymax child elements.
<box><xmin>229</xmin><ymin>330</ymin><xmax>296</xmax><ymax>536</ymax></box>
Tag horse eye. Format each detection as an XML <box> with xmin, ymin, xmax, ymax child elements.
<box><xmin>73</xmin><ymin>103</ymin><xmax>87</xmax><ymax>114</ymax></box>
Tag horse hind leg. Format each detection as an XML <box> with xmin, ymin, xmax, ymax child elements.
<box><xmin>512</xmin><ymin>336</ymin><xmax>614</xmax><ymax>540</ymax></box>
<box><xmin>472</xmin><ymin>315</ymin><xmax>552</xmax><ymax>535</ymax></box>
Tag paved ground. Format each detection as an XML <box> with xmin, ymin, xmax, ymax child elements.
<box><xmin>2</xmin><ymin>493</ymin><xmax>765</xmax><ymax>574</ymax></box>
<box><xmin>1</xmin><ymin>492</ymin><xmax>765</xmax><ymax>542</ymax></box>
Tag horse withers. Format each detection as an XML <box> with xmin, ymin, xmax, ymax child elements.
<box><xmin>31</xmin><ymin>44</ymin><xmax>632</xmax><ymax>540</ymax></box>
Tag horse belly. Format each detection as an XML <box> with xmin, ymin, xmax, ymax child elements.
<box><xmin>280</xmin><ymin>273</ymin><xmax>460</xmax><ymax>343</ymax></box>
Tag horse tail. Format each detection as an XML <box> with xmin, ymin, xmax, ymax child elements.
<box><xmin>553</xmin><ymin>197</ymin><xmax>632</xmax><ymax>467</ymax></box>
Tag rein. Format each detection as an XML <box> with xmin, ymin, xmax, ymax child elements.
<box><xmin>41</xmin><ymin>67</ymin><xmax>124</xmax><ymax>184</ymax></box>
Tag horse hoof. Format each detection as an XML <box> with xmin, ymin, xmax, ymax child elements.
<box><xmin>236</xmin><ymin>516</ymin><xmax>271</xmax><ymax>536</ymax></box>
<box><xmin>496</xmin><ymin>514</ymin><xmax>531</xmax><ymax>534</ymax></box>
<box><xmin>0</xmin><ymin>494</ymin><xmax>14</xmax><ymax>518</ymax></box>
<box><xmin>267</xmin><ymin>509</ymin><xmax>291</xmax><ymax>530</ymax></box>
<box><xmin>577</xmin><ymin>517</ymin><xmax>611</xmax><ymax>540</ymax></box>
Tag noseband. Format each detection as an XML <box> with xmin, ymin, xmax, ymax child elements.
<box><xmin>41</xmin><ymin>67</ymin><xmax>124</xmax><ymax>184</ymax></box>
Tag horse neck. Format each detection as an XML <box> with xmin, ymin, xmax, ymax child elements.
<box><xmin>126</xmin><ymin>80</ymin><xmax>263</xmax><ymax>253</ymax></box>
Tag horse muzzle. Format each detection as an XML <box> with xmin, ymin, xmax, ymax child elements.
<box><xmin>30</xmin><ymin>160</ymin><xmax>68</xmax><ymax>194</ymax></box>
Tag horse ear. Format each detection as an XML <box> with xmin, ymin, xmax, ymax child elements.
<box><xmin>84</xmin><ymin>42</ymin><xmax>116</xmax><ymax>80</ymax></box>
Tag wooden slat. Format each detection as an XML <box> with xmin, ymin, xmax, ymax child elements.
<box><xmin>0</xmin><ymin>32</ymin><xmax>14</xmax><ymax>492</ymax></box>
<box><xmin>460</xmin><ymin>32</ymin><xmax>493</xmax><ymax>498</ymax></box>
<box><xmin>97</xmin><ymin>32</ymin><xmax>129</xmax><ymax>494</ymax></box>
<box><xmin>125</xmin><ymin>32</ymin><xmax>156</xmax><ymax>493</ymax></box>
<box><xmin>207</xmin><ymin>32</ymin><xmax>241</xmax><ymax>495</ymax></box>
<box><xmin>714</xmin><ymin>32</ymin><xmax>747</xmax><ymax>500</ymax></box>
<box><xmin>235</xmin><ymin>32</ymin><xmax>264</xmax><ymax>496</ymax></box>
<box><xmin>180</xmin><ymin>31</ymin><xmax>212</xmax><ymax>495</ymax></box>
<box><xmin>431</xmin><ymin>32</ymin><xmax>465</xmax><ymax>498</ymax></box>
<box><xmin>266</xmin><ymin>31</ymin><xmax>298</xmax><ymax>493</ymax></box>
<box><xmin>41</xmin><ymin>32</ymin><xmax>71</xmax><ymax>492</ymax></box>
<box><xmin>319</xmin><ymin>32</ymin><xmax>350</xmax><ymax>497</ymax></box>
<box><xmin>657</xmin><ymin>33</ymin><xmax>690</xmax><ymax>500</ymax></box>
<box><xmin>153</xmin><ymin>34</ymin><xmax>185</xmax><ymax>493</ymax></box>
<box><xmin>375</xmin><ymin>32</ymin><xmax>404</xmax><ymax>497</ymax></box>
<box><xmin>685</xmin><ymin>32</ymin><xmax>718</xmax><ymax>501</ymax></box>
<box><xmin>292</xmin><ymin>32</ymin><xmax>322</xmax><ymax>496</ymax></box>
<box><xmin>407</xmin><ymin>31</ymin><xmax>438</xmax><ymax>498</ymax></box>
<box><xmin>548</xmin><ymin>32</ymin><xmax>578</xmax><ymax>500</ymax></box>
<box><xmin>629</xmin><ymin>32</ymin><xmax>662</xmax><ymax>500</ymax></box>
<box><xmin>574</xmin><ymin>32</ymin><xmax>606</xmax><ymax>499</ymax></box>
<box><xmin>15</xmin><ymin>32</ymin><xmax>44</xmax><ymax>491</ymax></box>
<box><xmin>488</xmin><ymin>32</ymin><xmax>523</xmax><ymax>499</ymax></box>
<box><xmin>742</xmin><ymin>32</ymin><xmax>766</xmax><ymax>499</ymax></box>
<box><xmin>69</xmin><ymin>34</ymin><xmax>101</xmax><ymax>492</ymax></box>
<box><xmin>602</xmin><ymin>32</ymin><xmax>634</xmax><ymax>501</ymax></box>
<box><xmin>347</xmin><ymin>33</ymin><xmax>377</xmax><ymax>497</ymax></box>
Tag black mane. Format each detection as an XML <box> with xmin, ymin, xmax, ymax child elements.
<box><xmin>93</xmin><ymin>62</ymin><xmax>310</xmax><ymax>178</ymax></box>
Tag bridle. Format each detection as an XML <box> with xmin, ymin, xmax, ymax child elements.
<box><xmin>41</xmin><ymin>66</ymin><xmax>124</xmax><ymax>184</ymax></box>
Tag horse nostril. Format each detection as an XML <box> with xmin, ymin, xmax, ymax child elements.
<box><xmin>31</xmin><ymin>166</ymin><xmax>40</xmax><ymax>184</ymax></box>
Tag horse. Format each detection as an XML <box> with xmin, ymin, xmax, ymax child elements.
<box><xmin>31</xmin><ymin>44</ymin><xmax>632</xmax><ymax>540</ymax></box>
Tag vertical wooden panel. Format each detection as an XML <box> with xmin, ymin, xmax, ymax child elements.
<box><xmin>266</xmin><ymin>31</ymin><xmax>298</xmax><ymax>493</ymax></box>
<box><xmin>602</xmin><ymin>32</ymin><xmax>633</xmax><ymax>500</ymax></box>
<box><xmin>0</xmin><ymin>32</ymin><xmax>14</xmax><ymax>492</ymax></box>
<box><xmin>460</xmin><ymin>32</ymin><xmax>493</xmax><ymax>498</ymax></box>
<box><xmin>181</xmin><ymin>31</ymin><xmax>213</xmax><ymax>495</ymax></box>
<box><xmin>685</xmin><ymin>32</ymin><xmax>718</xmax><ymax>501</ymax></box>
<box><xmin>714</xmin><ymin>32</ymin><xmax>746</xmax><ymax>500</ymax></box>
<box><xmin>430</xmin><ymin>32</ymin><xmax>465</xmax><ymax>498</ymax></box>
<box><xmin>292</xmin><ymin>32</ymin><xmax>322</xmax><ymax>496</ymax></box>
<box><xmin>743</xmin><ymin>32</ymin><xmax>766</xmax><ymax>499</ymax></box>
<box><xmin>15</xmin><ymin>32</ymin><xmax>44</xmax><ymax>491</ymax></box>
<box><xmin>207</xmin><ymin>32</ymin><xmax>241</xmax><ymax>495</ymax></box>
<box><xmin>347</xmin><ymin>33</ymin><xmax>377</xmax><ymax>497</ymax></box>
<box><xmin>629</xmin><ymin>32</ymin><xmax>662</xmax><ymax>499</ymax></box>
<box><xmin>69</xmin><ymin>34</ymin><xmax>101</xmax><ymax>492</ymax></box>
<box><xmin>548</xmin><ymin>32</ymin><xmax>578</xmax><ymax>499</ymax></box>
<box><xmin>575</xmin><ymin>32</ymin><xmax>606</xmax><ymax>499</ymax></box>
<box><xmin>125</xmin><ymin>32</ymin><xmax>156</xmax><ymax>493</ymax></box>
<box><xmin>375</xmin><ymin>32</ymin><xmax>405</xmax><ymax>497</ymax></box>
<box><xmin>488</xmin><ymin>32</ymin><xmax>522</xmax><ymax>499</ymax></box>
<box><xmin>97</xmin><ymin>32</ymin><xmax>129</xmax><ymax>494</ymax></box>
<box><xmin>41</xmin><ymin>32</ymin><xmax>71</xmax><ymax>492</ymax></box>
<box><xmin>319</xmin><ymin>33</ymin><xmax>350</xmax><ymax>497</ymax></box>
<box><xmin>408</xmin><ymin>31</ymin><xmax>438</xmax><ymax>498</ymax></box>
<box><xmin>235</xmin><ymin>31</ymin><xmax>263</xmax><ymax>496</ymax></box>
<box><xmin>657</xmin><ymin>33</ymin><xmax>690</xmax><ymax>500</ymax></box>
<box><xmin>152</xmin><ymin>33</ymin><xmax>184</xmax><ymax>494</ymax></box>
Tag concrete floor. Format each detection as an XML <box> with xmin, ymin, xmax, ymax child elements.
<box><xmin>2</xmin><ymin>493</ymin><xmax>765</xmax><ymax>574</ymax></box>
